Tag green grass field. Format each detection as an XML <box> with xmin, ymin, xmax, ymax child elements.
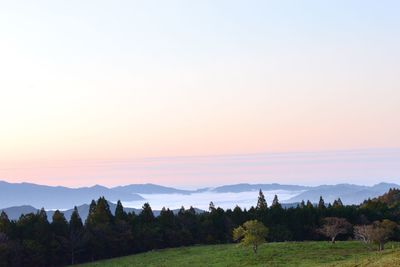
<box><xmin>76</xmin><ymin>241</ymin><xmax>400</xmax><ymax>267</ymax></box>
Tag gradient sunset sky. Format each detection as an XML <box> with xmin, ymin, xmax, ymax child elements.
<box><xmin>0</xmin><ymin>1</ymin><xmax>399</xmax><ymax>187</ymax></box>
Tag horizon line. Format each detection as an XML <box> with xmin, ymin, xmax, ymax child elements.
<box><xmin>0</xmin><ymin>179</ymin><xmax>398</xmax><ymax>191</ymax></box>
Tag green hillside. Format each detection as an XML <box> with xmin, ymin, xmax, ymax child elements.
<box><xmin>76</xmin><ymin>241</ymin><xmax>400</xmax><ymax>267</ymax></box>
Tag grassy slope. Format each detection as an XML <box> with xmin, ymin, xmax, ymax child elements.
<box><xmin>76</xmin><ymin>241</ymin><xmax>400</xmax><ymax>267</ymax></box>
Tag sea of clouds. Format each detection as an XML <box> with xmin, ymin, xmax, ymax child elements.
<box><xmin>122</xmin><ymin>190</ymin><xmax>302</xmax><ymax>210</ymax></box>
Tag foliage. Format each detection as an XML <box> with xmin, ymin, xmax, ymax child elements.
<box><xmin>271</xmin><ymin>195</ymin><xmax>281</xmax><ymax>208</ymax></box>
<box><xmin>354</xmin><ymin>220</ymin><xmax>397</xmax><ymax>251</ymax></box>
<box><xmin>318</xmin><ymin>196</ymin><xmax>325</xmax><ymax>209</ymax></box>
<box><xmin>0</xmin><ymin>189</ymin><xmax>400</xmax><ymax>265</ymax></box>
<box><xmin>256</xmin><ymin>190</ymin><xmax>267</xmax><ymax>211</ymax></box>
<box><xmin>370</xmin><ymin>220</ymin><xmax>397</xmax><ymax>251</ymax></box>
<box><xmin>233</xmin><ymin>220</ymin><xmax>268</xmax><ymax>254</ymax></box>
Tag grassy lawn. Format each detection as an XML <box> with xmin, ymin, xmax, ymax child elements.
<box><xmin>76</xmin><ymin>241</ymin><xmax>400</xmax><ymax>267</ymax></box>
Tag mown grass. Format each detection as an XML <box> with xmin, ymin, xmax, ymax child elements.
<box><xmin>76</xmin><ymin>241</ymin><xmax>400</xmax><ymax>267</ymax></box>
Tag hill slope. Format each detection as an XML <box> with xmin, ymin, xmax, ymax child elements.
<box><xmin>76</xmin><ymin>241</ymin><xmax>400</xmax><ymax>267</ymax></box>
<box><xmin>287</xmin><ymin>182</ymin><xmax>399</xmax><ymax>204</ymax></box>
<box><xmin>362</xmin><ymin>188</ymin><xmax>400</xmax><ymax>209</ymax></box>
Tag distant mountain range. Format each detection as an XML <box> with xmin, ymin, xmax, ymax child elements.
<box><xmin>211</xmin><ymin>183</ymin><xmax>310</xmax><ymax>193</ymax></box>
<box><xmin>112</xmin><ymin>183</ymin><xmax>193</xmax><ymax>195</ymax></box>
<box><xmin>111</xmin><ymin>183</ymin><xmax>311</xmax><ymax>194</ymax></box>
<box><xmin>0</xmin><ymin>181</ymin><xmax>143</xmax><ymax>209</ymax></box>
<box><xmin>1</xmin><ymin>180</ymin><xmax>399</xmax><ymax>218</ymax></box>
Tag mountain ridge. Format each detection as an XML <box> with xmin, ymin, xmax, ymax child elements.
<box><xmin>1</xmin><ymin>180</ymin><xmax>399</xmax><ymax>210</ymax></box>
<box><xmin>112</xmin><ymin>183</ymin><xmax>193</xmax><ymax>195</ymax></box>
<box><xmin>0</xmin><ymin>180</ymin><xmax>144</xmax><ymax>209</ymax></box>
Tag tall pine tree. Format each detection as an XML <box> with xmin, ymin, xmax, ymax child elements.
<box><xmin>256</xmin><ymin>189</ymin><xmax>267</xmax><ymax>210</ymax></box>
<box><xmin>318</xmin><ymin>196</ymin><xmax>326</xmax><ymax>209</ymax></box>
<box><xmin>271</xmin><ymin>195</ymin><xmax>282</xmax><ymax>208</ymax></box>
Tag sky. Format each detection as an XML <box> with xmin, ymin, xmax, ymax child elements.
<box><xmin>0</xmin><ymin>1</ymin><xmax>399</xmax><ymax>187</ymax></box>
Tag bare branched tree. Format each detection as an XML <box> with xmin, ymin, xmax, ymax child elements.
<box><xmin>317</xmin><ymin>217</ymin><xmax>352</xmax><ymax>243</ymax></box>
<box><xmin>354</xmin><ymin>220</ymin><xmax>397</xmax><ymax>251</ymax></box>
<box><xmin>354</xmin><ymin>225</ymin><xmax>373</xmax><ymax>245</ymax></box>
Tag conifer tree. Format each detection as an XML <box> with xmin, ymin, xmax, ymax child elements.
<box><xmin>115</xmin><ymin>200</ymin><xmax>127</xmax><ymax>221</ymax></box>
<box><xmin>94</xmin><ymin>197</ymin><xmax>113</xmax><ymax>225</ymax></box>
<box><xmin>70</xmin><ymin>207</ymin><xmax>83</xmax><ymax>232</ymax></box>
<box><xmin>209</xmin><ymin>201</ymin><xmax>216</xmax><ymax>212</ymax></box>
<box><xmin>271</xmin><ymin>195</ymin><xmax>282</xmax><ymax>208</ymax></box>
<box><xmin>333</xmin><ymin>198</ymin><xmax>344</xmax><ymax>208</ymax></box>
<box><xmin>51</xmin><ymin>210</ymin><xmax>69</xmax><ymax>265</ymax></box>
<box><xmin>0</xmin><ymin>211</ymin><xmax>10</xmax><ymax>234</ymax></box>
<box><xmin>52</xmin><ymin>210</ymin><xmax>68</xmax><ymax>236</ymax></box>
<box><xmin>306</xmin><ymin>200</ymin><xmax>314</xmax><ymax>208</ymax></box>
<box><xmin>38</xmin><ymin>207</ymin><xmax>48</xmax><ymax>222</ymax></box>
<box><xmin>140</xmin><ymin>203</ymin><xmax>155</xmax><ymax>223</ymax></box>
<box><xmin>318</xmin><ymin>196</ymin><xmax>326</xmax><ymax>209</ymax></box>
<box><xmin>85</xmin><ymin>200</ymin><xmax>97</xmax><ymax>225</ymax></box>
<box><xmin>256</xmin><ymin>189</ymin><xmax>267</xmax><ymax>210</ymax></box>
<box><xmin>69</xmin><ymin>207</ymin><xmax>84</xmax><ymax>265</ymax></box>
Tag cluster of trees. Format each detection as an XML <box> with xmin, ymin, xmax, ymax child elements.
<box><xmin>1</xmin><ymin>189</ymin><xmax>400</xmax><ymax>266</ymax></box>
<box><xmin>316</xmin><ymin>216</ymin><xmax>398</xmax><ymax>250</ymax></box>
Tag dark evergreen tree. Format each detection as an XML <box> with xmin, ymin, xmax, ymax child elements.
<box><xmin>177</xmin><ymin>206</ymin><xmax>198</xmax><ymax>246</ymax></box>
<box><xmin>271</xmin><ymin>195</ymin><xmax>282</xmax><ymax>208</ymax></box>
<box><xmin>209</xmin><ymin>201</ymin><xmax>216</xmax><ymax>212</ymax></box>
<box><xmin>68</xmin><ymin>207</ymin><xmax>84</xmax><ymax>265</ymax></box>
<box><xmin>158</xmin><ymin>207</ymin><xmax>177</xmax><ymax>247</ymax></box>
<box><xmin>51</xmin><ymin>210</ymin><xmax>69</xmax><ymax>265</ymax></box>
<box><xmin>140</xmin><ymin>203</ymin><xmax>155</xmax><ymax>224</ymax></box>
<box><xmin>333</xmin><ymin>198</ymin><xmax>344</xmax><ymax>208</ymax></box>
<box><xmin>137</xmin><ymin>203</ymin><xmax>160</xmax><ymax>251</ymax></box>
<box><xmin>318</xmin><ymin>196</ymin><xmax>326</xmax><ymax>209</ymax></box>
<box><xmin>85</xmin><ymin>200</ymin><xmax>97</xmax><ymax>225</ymax></box>
<box><xmin>306</xmin><ymin>200</ymin><xmax>314</xmax><ymax>209</ymax></box>
<box><xmin>84</xmin><ymin>197</ymin><xmax>114</xmax><ymax>260</ymax></box>
<box><xmin>93</xmin><ymin>197</ymin><xmax>113</xmax><ymax>225</ymax></box>
<box><xmin>0</xmin><ymin>211</ymin><xmax>10</xmax><ymax>234</ymax></box>
<box><xmin>115</xmin><ymin>200</ymin><xmax>127</xmax><ymax>222</ymax></box>
<box><xmin>52</xmin><ymin>210</ymin><xmax>68</xmax><ymax>236</ymax></box>
<box><xmin>231</xmin><ymin>206</ymin><xmax>246</xmax><ymax>226</ymax></box>
<box><xmin>256</xmin><ymin>190</ymin><xmax>267</xmax><ymax>210</ymax></box>
<box><xmin>113</xmin><ymin>201</ymin><xmax>132</xmax><ymax>257</ymax></box>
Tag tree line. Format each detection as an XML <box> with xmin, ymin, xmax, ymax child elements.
<box><xmin>1</xmin><ymin>189</ymin><xmax>400</xmax><ymax>266</ymax></box>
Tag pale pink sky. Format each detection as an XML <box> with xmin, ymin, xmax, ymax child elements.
<box><xmin>0</xmin><ymin>1</ymin><xmax>400</xmax><ymax>186</ymax></box>
<box><xmin>1</xmin><ymin>148</ymin><xmax>400</xmax><ymax>188</ymax></box>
